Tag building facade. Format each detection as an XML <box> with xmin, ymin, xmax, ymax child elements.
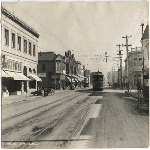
<box><xmin>124</xmin><ymin>48</ymin><xmax>143</xmax><ymax>88</ymax></box>
<box><xmin>65</xmin><ymin>50</ymin><xmax>82</xmax><ymax>84</ymax></box>
<box><xmin>84</xmin><ymin>69</ymin><xmax>90</xmax><ymax>86</ymax></box>
<box><xmin>37</xmin><ymin>52</ymin><xmax>66</xmax><ymax>89</ymax></box>
<box><xmin>1</xmin><ymin>7</ymin><xmax>40</xmax><ymax>97</ymax></box>
<box><xmin>141</xmin><ymin>25</ymin><xmax>149</xmax><ymax>87</ymax></box>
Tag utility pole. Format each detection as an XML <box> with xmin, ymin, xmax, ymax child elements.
<box><xmin>140</xmin><ymin>23</ymin><xmax>144</xmax><ymax>87</ymax></box>
<box><xmin>116</xmin><ymin>44</ymin><xmax>123</xmax><ymax>89</ymax></box>
<box><xmin>69</xmin><ymin>58</ymin><xmax>73</xmax><ymax>89</ymax></box>
<box><xmin>55</xmin><ymin>54</ymin><xmax>56</xmax><ymax>90</ymax></box>
<box><xmin>122</xmin><ymin>35</ymin><xmax>132</xmax><ymax>92</ymax></box>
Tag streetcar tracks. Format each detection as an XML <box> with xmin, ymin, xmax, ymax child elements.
<box><xmin>2</xmin><ymin>93</ymin><xmax>85</xmax><ymax>135</ymax></box>
<box><xmin>9</xmin><ymin>95</ymin><xmax>92</xmax><ymax>149</ymax></box>
<box><xmin>2</xmin><ymin>92</ymin><xmax>80</xmax><ymax>122</ymax></box>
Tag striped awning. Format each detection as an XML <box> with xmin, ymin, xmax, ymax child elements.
<box><xmin>4</xmin><ymin>71</ymin><xmax>30</xmax><ymax>80</ymax></box>
<box><xmin>28</xmin><ymin>73</ymin><xmax>42</xmax><ymax>81</ymax></box>
<box><xmin>2</xmin><ymin>70</ymin><xmax>11</xmax><ymax>77</ymax></box>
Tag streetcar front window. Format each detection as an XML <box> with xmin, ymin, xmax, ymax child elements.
<box><xmin>99</xmin><ymin>76</ymin><xmax>103</xmax><ymax>81</ymax></box>
<box><xmin>93</xmin><ymin>75</ymin><xmax>103</xmax><ymax>81</ymax></box>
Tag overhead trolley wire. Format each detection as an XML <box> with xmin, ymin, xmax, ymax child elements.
<box><xmin>72</xmin><ymin>2</ymin><xmax>118</xmax><ymax>50</ymax></box>
<box><xmin>15</xmin><ymin>2</ymin><xmax>70</xmax><ymax>50</ymax></box>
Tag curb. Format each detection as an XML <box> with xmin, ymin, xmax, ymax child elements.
<box><xmin>125</xmin><ymin>91</ymin><xmax>138</xmax><ymax>99</ymax></box>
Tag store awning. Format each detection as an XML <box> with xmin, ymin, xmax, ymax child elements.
<box><xmin>16</xmin><ymin>73</ymin><xmax>31</xmax><ymax>81</ymax></box>
<box><xmin>28</xmin><ymin>73</ymin><xmax>42</xmax><ymax>81</ymax></box>
<box><xmin>2</xmin><ymin>70</ymin><xmax>12</xmax><ymax>77</ymax></box>
<box><xmin>5</xmin><ymin>71</ymin><xmax>23</xmax><ymax>80</ymax></box>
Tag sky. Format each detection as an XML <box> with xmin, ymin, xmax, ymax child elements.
<box><xmin>2</xmin><ymin>1</ymin><xmax>149</xmax><ymax>77</ymax></box>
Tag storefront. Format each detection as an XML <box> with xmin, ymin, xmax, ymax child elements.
<box><xmin>2</xmin><ymin>70</ymin><xmax>30</xmax><ymax>97</ymax></box>
<box><xmin>28</xmin><ymin>73</ymin><xmax>42</xmax><ymax>92</ymax></box>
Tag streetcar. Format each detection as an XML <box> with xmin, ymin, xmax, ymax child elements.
<box><xmin>92</xmin><ymin>71</ymin><xmax>104</xmax><ymax>91</ymax></box>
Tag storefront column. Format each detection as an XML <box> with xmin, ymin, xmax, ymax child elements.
<box><xmin>21</xmin><ymin>82</ymin><xmax>24</xmax><ymax>95</ymax></box>
<box><xmin>36</xmin><ymin>80</ymin><xmax>37</xmax><ymax>91</ymax></box>
<box><xmin>27</xmin><ymin>81</ymin><xmax>29</xmax><ymax>93</ymax></box>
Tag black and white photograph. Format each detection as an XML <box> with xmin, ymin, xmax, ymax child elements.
<box><xmin>1</xmin><ymin>1</ymin><xmax>149</xmax><ymax>149</ymax></box>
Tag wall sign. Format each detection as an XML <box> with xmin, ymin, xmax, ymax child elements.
<box><xmin>37</xmin><ymin>73</ymin><xmax>46</xmax><ymax>77</ymax></box>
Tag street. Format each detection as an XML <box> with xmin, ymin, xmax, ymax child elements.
<box><xmin>2</xmin><ymin>87</ymin><xmax>149</xmax><ymax>149</ymax></box>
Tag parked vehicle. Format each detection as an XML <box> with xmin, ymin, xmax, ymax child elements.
<box><xmin>31</xmin><ymin>87</ymin><xmax>54</xmax><ymax>97</ymax></box>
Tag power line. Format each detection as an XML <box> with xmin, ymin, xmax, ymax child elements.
<box><xmin>15</xmin><ymin>2</ymin><xmax>70</xmax><ymax>50</ymax></box>
<box><xmin>72</xmin><ymin>2</ymin><xmax>117</xmax><ymax>50</ymax></box>
<box><xmin>69</xmin><ymin>2</ymin><xmax>93</xmax><ymax>52</ymax></box>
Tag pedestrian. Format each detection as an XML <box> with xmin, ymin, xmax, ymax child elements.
<box><xmin>40</xmin><ymin>84</ymin><xmax>45</xmax><ymax>97</ymax></box>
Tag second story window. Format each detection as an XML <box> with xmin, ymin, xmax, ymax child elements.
<box><xmin>33</xmin><ymin>44</ymin><xmax>36</xmax><ymax>57</ymax></box>
<box><xmin>24</xmin><ymin>39</ymin><xmax>27</xmax><ymax>53</ymax></box>
<box><xmin>5</xmin><ymin>29</ymin><xmax>9</xmax><ymax>46</ymax></box>
<box><xmin>56</xmin><ymin>62</ymin><xmax>59</xmax><ymax>71</ymax></box>
<box><xmin>42</xmin><ymin>64</ymin><xmax>45</xmax><ymax>71</ymax></box>
<box><xmin>134</xmin><ymin>58</ymin><xmax>138</xmax><ymax>66</ymax></box>
<box><xmin>139</xmin><ymin>58</ymin><xmax>142</xmax><ymax>66</ymax></box>
<box><xmin>18</xmin><ymin>36</ymin><xmax>21</xmax><ymax>51</ymax></box>
<box><xmin>29</xmin><ymin>42</ymin><xmax>32</xmax><ymax>55</ymax></box>
<box><xmin>12</xmin><ymin>33</ymin><xmax>15</xmax><ymax>48</ymax></box>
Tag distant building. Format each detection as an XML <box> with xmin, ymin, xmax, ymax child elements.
<box><xmin>1</xmin><ymin>7</ymin><xmax>40</xmax><ymax>97</ymax></box>
<box><xmin>107</xmin><ymin>70</ymin><xmax>118</xmax><ymax>84</ymax></box>
<box><xmin>65</xmin><ymin>50</ymin><xmax>83</xmax><ymax>83</ymax></box>
<box><xmin>84</xmin><ymin>69</ymin><xmax>90</xmax><ymax>85</ymax></box>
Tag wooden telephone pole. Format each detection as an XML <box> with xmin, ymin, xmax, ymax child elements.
<box><xmin>116</xmin><ymin>44</ymin><xmax>123</xmax><ymax>89</ymax></box>
<box><xmin>122</xmin><ymin>35</ymin><xmax>132</xmax><ymax>92</ymax></box>
<box><xmin>140</xmin><ymin>23</ymin><xmax>144</xmax><ymax>86</ymax></box>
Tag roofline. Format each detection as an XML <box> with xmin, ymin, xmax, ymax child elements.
<box><xmin>1</xmin><ymin>6</ymin><xmax>40</xmax><ymax>38</ymax></box>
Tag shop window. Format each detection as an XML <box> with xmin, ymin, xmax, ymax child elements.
<box><xmin>7</xmin><ymin>60</ymin><xmax>12</xmax><ymax>70</ymax></box>
<box><xmin>19</xmin><ymin>62</ymin><xmax>22</xmax><ymax>71</ymax></box>
<box><xmin>12</xmin><ymin>33</ymin><xmax>15</xmax><ymax>48</ymax></box>
<box><xmin>33</xmin><ymin>69</ymin><xmax>36</xmax><ymax>73</ymax></box>
<box><xmin>42</xmin><ymin>64</ymin><xmax>45</xmax><ymax>71</ymax></box>
<box><xmin>18</xmin><ymin>36</ymin><xmax>21</xmax><ymax>51</ymax></box>
<box><xmin>24</xmin><ymin>39</ymin><xmax>27</xmax><ymax>53</ymax></box>
<box><xmin>33</xmin><ymin>44</ymin><xmax>36</xmax><ymax>57</ymax></box>
<box><xmin>134</xmin><ymin>58</ymin><xmax>138</xmax><ymax>66</ymax></box>
<box><xmin>29</xmin><ymin>68</ymin><xmax>32</xmax><ymax>73</ymax></box>
<box><xmin>12</xmin><ymin>61</ymin><xmax>15</xmax><ymax>70</ymax></box>
<box><xmin>29</xmin><ymin>80</ymin><xmax>36</xmax><ymax>89</ymax></box>
<box><xmin>139</xmin><ymin>58</ymin><xmax>142</xmax><ymax>66</ymax></box>
<box><xmin>15</xmin><ymin>62</ymin><xmax>19</xmax><ymax>71</ymax></box>
<box><xmin>29</xmin><ymin>41</ymin><xmax>32</xmax><ymax>55</ymax></box>
<box><xmin>5</xmin><ymin>29</ymin><xmax>9</xmax><ymax>46</ymax></box>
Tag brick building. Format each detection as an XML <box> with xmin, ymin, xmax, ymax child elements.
<box><xmin>37</xmin><ymin>52</ymin><xmax>66</xmax><ymax>89</ymax></box>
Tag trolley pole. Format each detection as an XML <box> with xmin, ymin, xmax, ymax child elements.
<box><xmin>122</xmin><ymin>35</ymin><xmax>132</xmax><ymax>92</ymax></box>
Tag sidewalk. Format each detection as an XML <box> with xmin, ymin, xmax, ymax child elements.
<box><xmin>125</xmin><ymin>90</ymin><xmax>149</xmax><ymax>112</ymax></box>
<box><xmin>125</xmin><ymin>90</ymin><xmax>139</xmax><ymax>100</ymax></box>
<box><xmin>2</xmin><ymin>89</ymin><xmax>66</xmax><ymax>106</ymax></box>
